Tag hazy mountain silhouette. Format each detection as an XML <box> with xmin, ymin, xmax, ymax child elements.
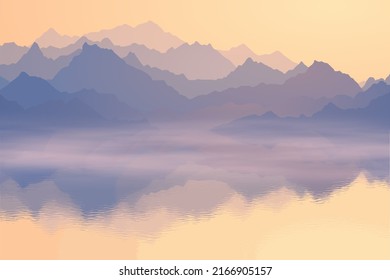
<box><xmin>386</xmin><ymin>74</ymin><xmax>390</xmax><ymax>84</ymax></box>
<box><xmin>122</xmin><ymin>51</ymin><xmax>144</xmax><ymax>69</ymax></box>
<box><xmin>36</xmin><ymin>28</ymin><xmax>79</xmax><ymax>48</ymax></box>
<box><xmin>217</xmin><ymin>92</ymin><xmax>390</xmax><ymax>137</ymax></box>
<box><xmin>25</xmin><ymin>98</ymin><xmax>104</xmax><ymax>125</ymax></box>
<box><xmin>186</xmin><ymin>61</ymin><xmax>361</xmax><ymax>122</ymax></box>
<box><xmin>312</xmin><ymin>93</ymin><xmax>390</xmax><ymax>128</ymax></box>
<box><xmin>332</xmin><ymin>81</ymin><xmax>390</xmax><ymax>109</ymax></box>
<box><xmin>124</xmin><ymin>54</ymin><xmax>307</xmax><ymax>98</ymax></box>
<box><xmin>284</xmin><ymin>62</ymin><xmax>308</xmax><ymax>79</ymax></box>
<box><xmin>0</xmin><ymin>76</ymin><xmax>8</xmax><ymax>89</ymax></box>
<box><xmin>0</xmin><ymin>72</ymin><xmax>65</xmax><ymax>108</ymax></box>
<box><xmin>0</xmin><ymin>42</ymin><xmax>28</xmax><ymax>65</ymax></box>
<box><xmin>219</xmin><ymin>44</ymin><xmax>258</xmax><ymax>66</ymax></box>
<box><xmin>362</xmin><ymin>77</ymin><xmax>384</xmax><ymax>91</ymax></box>
<box><xmin>283</xmin><ymin>61</ymin><xmax>361</xmax><ymax>98</ymax></box>
<box><xmin>0</xmin><ymin>43</ymin><xmax>78</xmax><ymax>80</ymax></box>
<box><xmin>222</xmin><ymin>58</ymin><xmax>285</xmax><ymax>85</ymax></box>
<box><xmin>52</xmin><ymin>43</ymin><xmax>188</xmax><ymax>113</ymax></box>
<box><xmin>0</xmin><ymin>94</ymin><xmax>24</xmax><ymax>119</ymax></box>
<box><xmin>85</xmin><ymin>21</ymin><xmax>184</xmax><ymax>52</ymax></box>
<box><xmin>0</xmin><ymin>72</ymin><xmax>144</xmax><ymax>123</ymax></box>
<box><xmin>41</xmin><ymin>36</ymin><xmax>91</xmax><ymax>59</ymax></box>
<box><xmin>257</xmin><ymin>51</ymin><xmax>298</xmax><ymax>73</ymax></box>
<box><xmin>70</xmin><ymin>89</ymin><xmax>143</xmax><ymax>121</ymax></box>
<box><xmin>220</xmin><ymin>44</ymin><xmax>297</xmax><ymax>72</ymax></box>
<box><xmin>126</xmin><ymin>41</ymin><xmax>235</xmax><ymax>80</ymax></box>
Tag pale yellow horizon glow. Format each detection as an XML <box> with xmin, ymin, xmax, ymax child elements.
<box><xmin>0</xmin><ymin>0</ymin><xmax>389</xmax><ymax>81</ymax></box>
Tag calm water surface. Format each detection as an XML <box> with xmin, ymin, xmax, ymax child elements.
<box><xmin>1</xmin><ymin>126</ymin><xmax>389</xmax><ymax>259</ymax></box>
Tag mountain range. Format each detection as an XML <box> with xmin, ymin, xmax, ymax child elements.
<box><xmin>124</xmin><ymin>53</ymin><xmax>308</xmax><ymax>98</ymax></box>
<box><xmin>184</xmin><ymin>61</ymin><xmax>362</xmax><ymax>123</ymax></box>
<box><xmin>0</xmin><ymin>72</ymin><xmax>146</xmax><ymax>127</ymax></box>
<box><xmin>216</xmin><ymin>90</ymin><xmax>390</xmax><ymax>138</ymax></box>
<box><xmin>1</xmin><ymin>22</ymin><xmax>389</xmax><ymax>132</ymax></box>
<box><xmin>0</xmin><ymin>43</ymin><xmax>78</xmax><ymax>80</ymax></box>
<box><xmin>220</xmin><ymin>44</ymin><xmax>297</xmax><ymax>72</ymax></box>
<box><xmin>51</xmin><ymin>43</ymin><xmax>188</xmax><ymax>113</ymax></box>
<box><xmin>0</xmin><ymin>42</ymin><xmax>29</xmax><ymax>65</ymax></box>
<box><xmin>0</xmin><ymin>22</ymin><xmax>306</xmax><ymax>80</ymax></box>
<box><xmin>36</xmin><ymin>28</ymin><xmax>79</xmax><ymax>48</ymax></box>
<box><xmin>85</xmin><ymin>21</ymin><xmax>184</xmax><ymax>52</ymax></box>
<box><xmin>124</xmin><ymin>41</ymin><xmax>236</xmax><ymax>80</ymax></box>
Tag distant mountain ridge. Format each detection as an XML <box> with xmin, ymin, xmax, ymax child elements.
<box><xmin>36</xmin><ymin>28</ymin><xmax>79</xmax><ymax>48</ymax></box>
<box><xmin>124</xmin><ymin>54</ymin><xmax>308</xmax><ymax>98</ymax></box>
<box><xmin>52</xmin><ymin>43</ymin><xmax>188</xmax><ymax>113</ymax></box>
<box><xmin>0</xmin><ymin>42</ymin><xmax>28</xmax><ymax>65</ymax></box>
<box><xmin>125</xmin><ymin>41</ymin><xmax>236</xmax><ymax>80</ymax></box>
<box><xmin>85</xmin><ymin>21</ymin><xmax>184</xmax><ymax>52</ymax></box>
<box><xmin>220</xmin><ymin>44</ymin><xmax>297</xmax><ymax>72</ymax></box>
<box><xmin>0</xmin><ymin>72</ymin><xmax>147</xmax><ymax>127</ymax></box>
<box><xmin>185</xmin><ymin>61</ymin><xmax>362</xmax><ymax>123</ymax></box>
<box><xmin>216</xmin><ymin>91</ymin><xmax>390</xmax><ymax>138</ymax></box>
<box><xmin>0</xmin><ymin>43</ymin><xmax>78</xmax><ymax>80</ymax></box>
<box><xmin>0</xmin><ymin>72</ymin><xmax>65</xmax><ymax>108</ymax></box>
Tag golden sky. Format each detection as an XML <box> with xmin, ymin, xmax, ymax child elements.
<box><xmin>0</xmin><ymin>0</ymin><xmax>389</xmax><ymax>81</ymax></box>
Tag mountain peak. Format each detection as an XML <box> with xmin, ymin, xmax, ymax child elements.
<box><xmin>30</xmin><ymin>42</ymin><xmax>41</xmax><ymax>51</ymax></box>
<box><xmin>242</xmin><ymin>57</ymin><xmax>256</xmax><ymax>65</ymax></box>
<box><xmin>82</xmin><ymin>42</ymin><xmax>98</xmax><ymax>51</ymax></box>
<box><xmin>136</xmin><ymin>21</ymin><xmax>163</xmax><ymax>31</ymax></box>
<box><xmin>17</xmin><ymin>71</ymin><xmax>30</xmax><ymax>79</ymax></box>
<box><xmin>261</xmin><ymin>111</ymin><xmax>279</xmax><ymax>119</ymax></box>
<box><xmin>271</xmin><ymin>50</ymin><xmax>283</xmax><ymax>56</ymax></box>
<box><xmin>101</xmin><ymin>37</ymin><xmax>113</xmax><ymax>44</ymax></box>
<box><xmin>309</xmin><ymin>60</ymin><xmax>334</xmax><ymax>72</ymax></box>
<box><xmin>19</xmin><ymin>42</ymin><xmax>44</xmax><ymax>61</ymax></box>
<box><xmin>44</xmin><ymin>28</ymin><xmax>60</xmax><ymax>36</ymax></box>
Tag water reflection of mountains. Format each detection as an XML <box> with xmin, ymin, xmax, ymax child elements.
<box><xmin>0</xmin><ymin>125</ymin><xmax>388</xmax><ymax>215</ymax></box>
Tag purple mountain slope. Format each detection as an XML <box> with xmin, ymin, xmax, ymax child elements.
<box><xmin>52</xmin><ymin>44</ymin><xmax>188</xmax><ymax>113</ymax></box>
<box><xmin>0</xmin><ymin>42</ymin><xmax>29</xmax><ymax>65</ymax></box>
<box><xmin>127</xmin><ymin>42</ymin><xmax>235</xmax><ymax>80</ymax></box>
<box><xmin>0</xmin><ymin>76</ymin><xmax>8</xmax><ymax>89</ymax></box>
<box><xmin>185</xmin><ymin>61</ymin><xmax>361</xmax><ymax>122</ymax></box>
<box><xmin>283</xmin><ymin>61</ymin><xmax>361</xmax><ymax>98</ymax></box>
<box><xmin>123</xmin><ymin>54</ymin><xmax>307</xmax><ymax>98</ymax></box>
<box><xmin>223</xmin><ymin>58</ymin><xmax>285</xmax><ymax>85</ymax></box>
<box><xmin>0</xmin><ymin>43</ymin><xmax>78</xmax><ymax>80</ymax></box>
<box><xmin>362</xmin><ymin>77</ymin><xmax>384</xmax><ymax>91</ymax></box>
<box><xmin>0</xmin><ymin>94</ymin><xmax>24</xmax><ymax>118</ymax></box>
<box><xmin>216</xmin><ymin>91</ymin><xmax>390</xmax><ymax>137</ymax></box>
<box><xmin>41</xmin><ymin>37</ymin><xmax>92</xmax><ymax>59</ymax></box>
<box><xmin>0</xmin><ymin>72</ymin><xmax>145</xmax><ymax>125</ymax></box>
<box><xmin>0</xmin><ymin>72</ymin><xmax>65</xmax><ymax>108</ymax></box>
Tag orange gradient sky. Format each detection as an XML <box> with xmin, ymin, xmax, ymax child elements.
<box><xmin>0</xmin><ymin>0</ymin><xmax>389</xmax><ymax>81</ymax></box>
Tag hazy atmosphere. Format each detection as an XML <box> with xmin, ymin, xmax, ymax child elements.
<box><xmin>1</xmin><ymin>0</ymin><xmax>389</xmax><ymax>260</ymax></box>
<box><xmin>1</xmin><ymin>0</ymin><xmax>389</xmax><ymax>81</ymax></box>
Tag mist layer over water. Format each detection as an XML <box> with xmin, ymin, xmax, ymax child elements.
<box><xmin>0</xmin><ymin>124</ymin><xmax>389</xmax><ymax>259</ymax></box>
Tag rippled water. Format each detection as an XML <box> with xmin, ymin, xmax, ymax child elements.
<box><xmin>0</xmin><ymin>126</ymin><xmax>389</xmax><ymax>259</ymax></box>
